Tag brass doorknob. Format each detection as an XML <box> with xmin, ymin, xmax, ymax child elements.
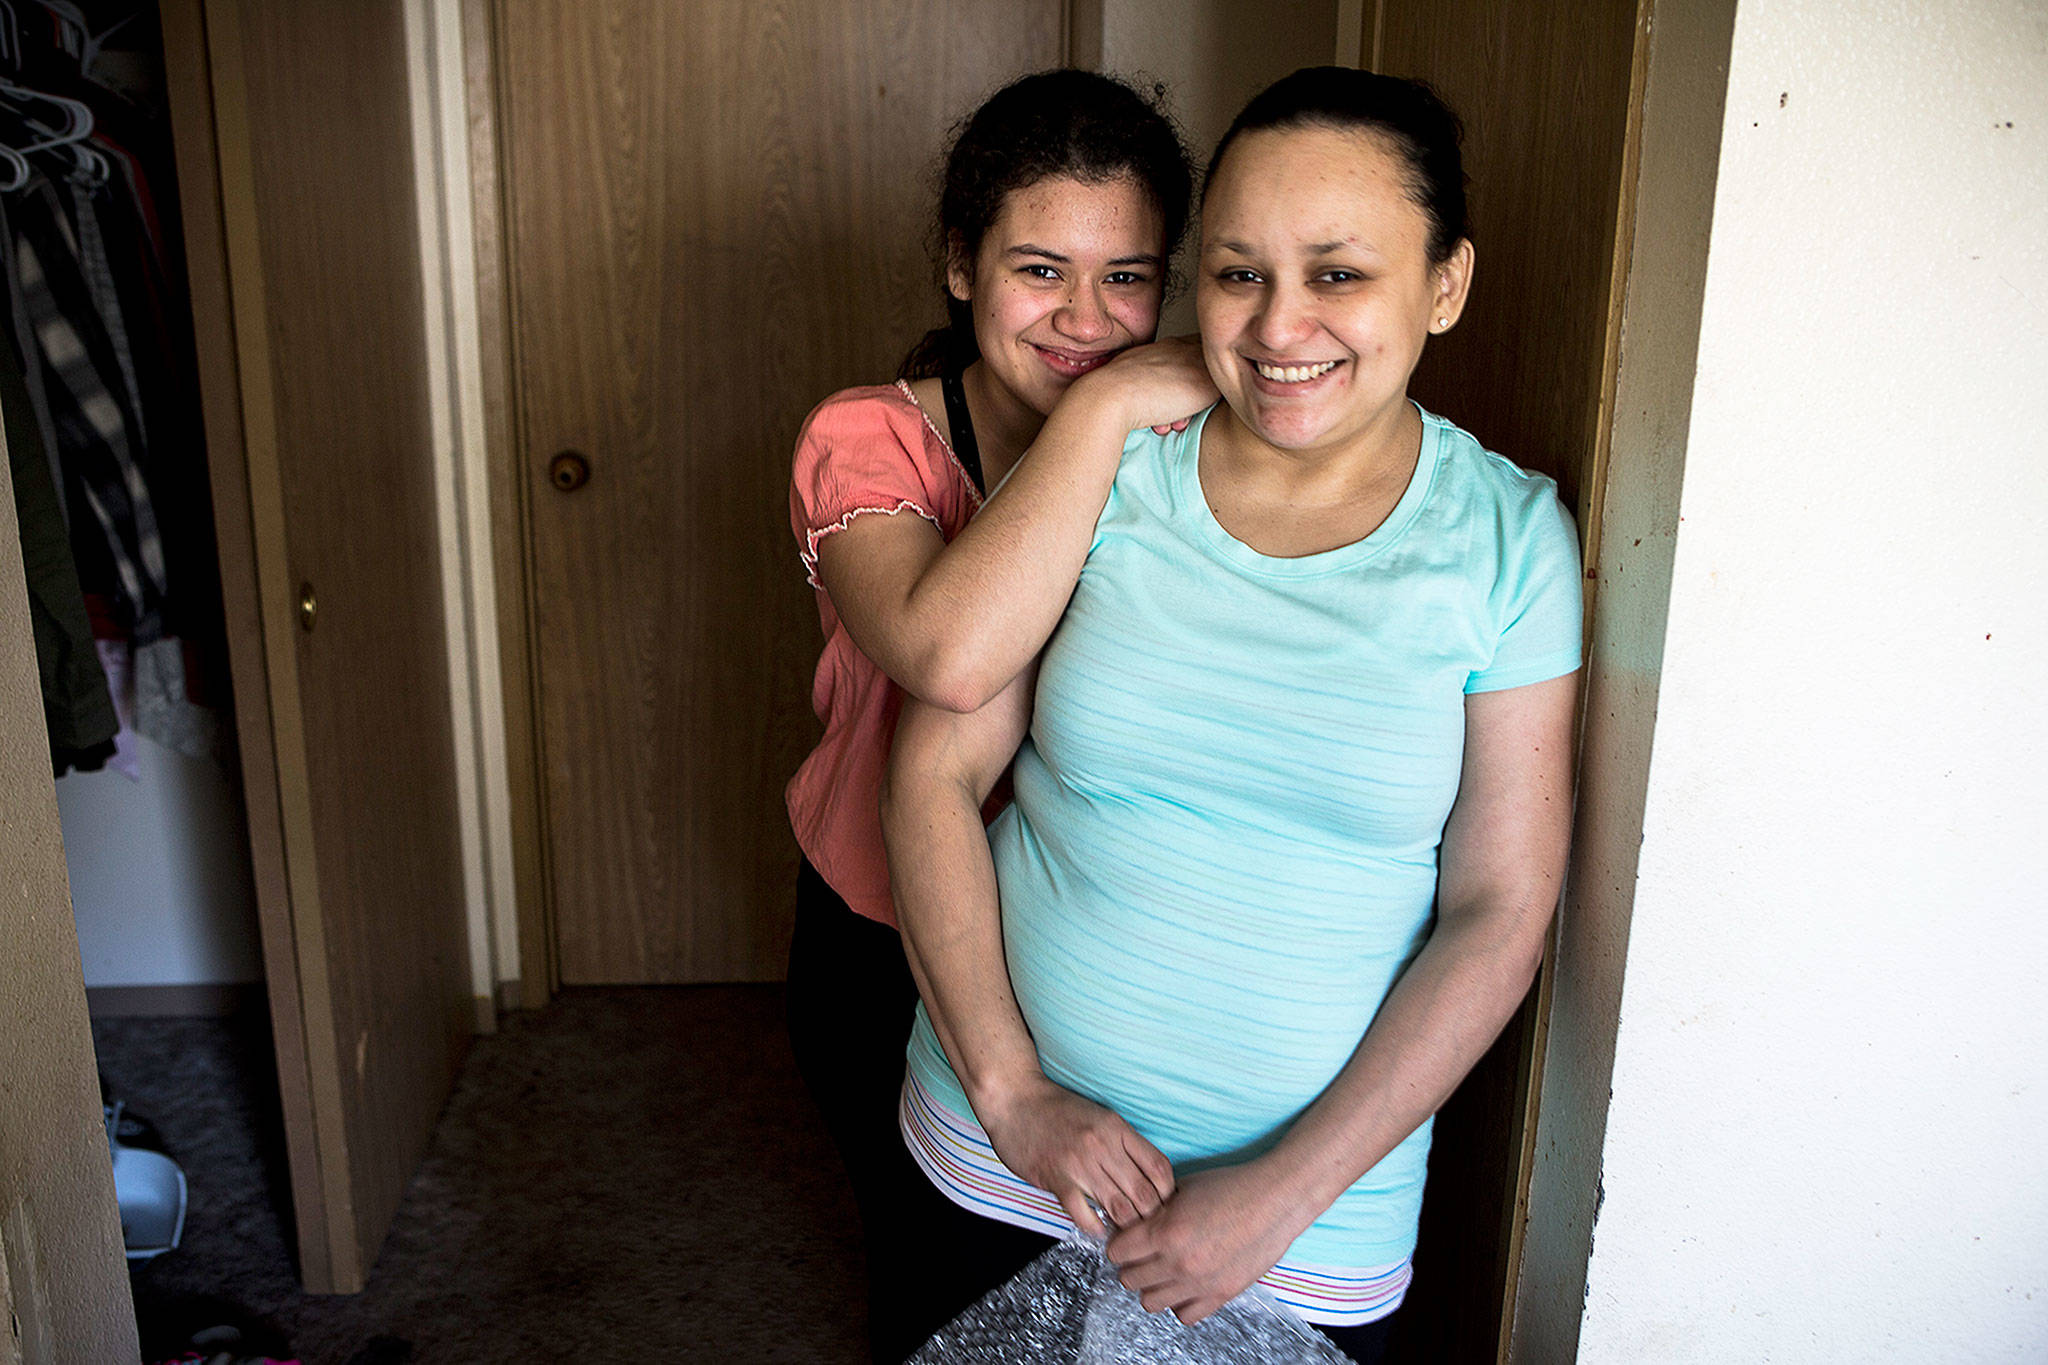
<box><xmin>549</xmin><ymin>450</ymin><xmax>591</xmax><ymax>492</ymax></box>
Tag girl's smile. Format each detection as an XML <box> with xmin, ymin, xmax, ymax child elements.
<box><xmin>1029</xmin><ymin>341</ymin><xmax>1123</xmax><ymax>380</ymax></box>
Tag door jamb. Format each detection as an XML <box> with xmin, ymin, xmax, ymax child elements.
<box><xmin>1491</xmin><ymin>1</ymin><xmax>1658</xmax><ymax>1356</ymax></box>
<box><xmin>465</xmin><ymin>0</ymin><xmax>558</xmax><ymax>1007</ymax></box>
<box><xmin>1505</xmin><ymin>0</ymin><xmax>1738</xmax><ymax>1354</ymax></box>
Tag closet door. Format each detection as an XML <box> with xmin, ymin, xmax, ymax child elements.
<box><xmin>498</xmin><ymin>0</ymin><xmax>1063</xmax><ymax>983</ymax></box>
<box><xmin>0</xmin><ymin>453</ymin><xmax>139</xmax><ymax>1365</ymax></box>
<box><xmin>165</xmin><ymin>0</ymin><xmax>475</xmax><ymax>1292</ymax></box>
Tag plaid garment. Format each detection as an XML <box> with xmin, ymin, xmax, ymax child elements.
<box><xmin>11</xmin><ymin>174</ymin><xmax>166</xmax><ymax>641</ymax></box>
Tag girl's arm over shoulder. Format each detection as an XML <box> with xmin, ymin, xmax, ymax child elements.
<box><xmin>814</xmin><ymin>339</ymin><xmax>1214</xmax><ymax>712</ymax></box>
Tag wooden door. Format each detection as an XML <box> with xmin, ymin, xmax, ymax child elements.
<box><xmin>1353</xmin><ymin>1</ymin><xmax>1647</xmax><ymax>1359</ymax></box>
<box><xmin>0</xmin><ymin>437</ymin><xmax>139</xmax><ymax>1365</ymax></box>
<box><xmin>497</xmin><ymin>0</ymin><xmax>1064</xmax><ymax>983</ymax></box>
<box><xmin>163</xmin><ymin>0</ymin><xmax>475</xmax><ymax>1292</ymax></box>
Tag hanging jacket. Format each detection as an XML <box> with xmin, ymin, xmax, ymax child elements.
<box><xmin>2</xmin><ymin>335</ymin><xmax>117</xmax><ymax>772</ymax></box>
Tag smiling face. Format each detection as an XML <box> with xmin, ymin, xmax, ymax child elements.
<box><xmin>948</xmin><ymin>174</ymin><xmax>1168</xmax><ymax>419</ymax></box>
<box><xmin>1197</xmin><ymin>125</ymin><xmax>1472</xmax><ymax>455</ymax></box>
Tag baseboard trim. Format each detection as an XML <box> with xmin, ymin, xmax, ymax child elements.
<box><xmin>85</xmin><ymin>982</ymin><xmax>264</xmax><ymax>1018</ymax></box>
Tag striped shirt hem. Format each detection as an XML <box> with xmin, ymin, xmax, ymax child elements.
<box><xmin>899</xmin><ymin>1070</ymin><xmax>1411</xmax><ymax>1326</ymax></box>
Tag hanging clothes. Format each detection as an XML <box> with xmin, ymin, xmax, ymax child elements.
<box><xmin>1</xmin><ymin>10</ymin><xmax>234</xmax><ymax>765</ymax></box>
<box><xmin>10</xmin><ymin>175</ymin><xmax>166</xmax><ymax>641</ymax></box>
<box><xmin>2</xmin><ymin>331</ymin><xmax>117</xmax><ymax>772</ymax></box>
<box><xmin>0</xmin><ymin>179</ymin><xmax>69</xmax><ymax>527</ymax></box>
<box><xmin>68</xmin><ymin>177</ymin><xmax>150</xmax><ymax>450</ymax></box>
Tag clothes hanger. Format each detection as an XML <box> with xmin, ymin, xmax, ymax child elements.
<box><xmin>0</xmin><ymin>78</ymin><xmax>93</xmax><ymax>153</ymax></box>
<box><xmin>0</xmin><ymin>75</ymin><xmax>106</xmax><ymax>186</ymax></box>
<box><xmin>0</xmin><ymin>142</ymin><xmax>30</xmax><ymax>192</ymax></box>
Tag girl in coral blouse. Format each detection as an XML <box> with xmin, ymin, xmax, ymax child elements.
<box><xmin>783</xmin><ymin>69</ymin><xmax>1211</xmax><ymax>1362</ymax></box>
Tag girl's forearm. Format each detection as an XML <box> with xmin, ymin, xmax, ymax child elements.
<box><xmin>895</xmin><ymin>385</ymin><xmax>1139</xmax><ymax>710</ymax></box>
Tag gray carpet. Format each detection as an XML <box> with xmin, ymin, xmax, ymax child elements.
<box><xmin>94</xmin><ymin>987</ymin><xmax>869</xmax><ymax>1364</ymax></box>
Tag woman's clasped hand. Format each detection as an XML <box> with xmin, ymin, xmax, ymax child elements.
<box><xmin>978</xmin><ymin>1070</ymin><xmax>1176</xmax><ymax>1235</ymax></box>
<box><xmin>1107</xmin><ymin>1163</ymin><xmax>1317</xmax><ymax>1325</ymax></box>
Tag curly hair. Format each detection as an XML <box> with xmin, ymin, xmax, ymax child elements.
<box><xmin>898</xmin><ymin>69</ymin><xmax>1194</xmax><ymax>380</ymax></box>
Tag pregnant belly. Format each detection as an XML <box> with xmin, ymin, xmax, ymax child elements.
<box><xmin>1004</xmin><ymin>894</ymin><xmax>1406</xmax><ymax>1165</ymax></box>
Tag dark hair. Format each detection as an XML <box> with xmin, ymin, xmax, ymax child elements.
<box><xmin>898</xmin><ymin>69</ymin><xmax>1194</xmax><ymax>380</ymax></box>
<box><xmin>1204</xmin><ymin>67</ymin><xmax>1470</xmax><ymax>265</ymax></box>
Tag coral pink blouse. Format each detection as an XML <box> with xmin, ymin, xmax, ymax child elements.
<box><xmin>786</xmin><ymin>382</ymin><xmax>984</xmax><ymax>928</ymax></box>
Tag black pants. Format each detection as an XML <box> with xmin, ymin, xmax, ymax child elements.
<box><xmin>787</xmin><ymin>859</ymin><xmax>1396</xmax><ymax>1363</ymax></box>
<box><xmin>786</xmin><ymin>859</ymin><xmax>930</xmax><ymax>1361</ymax></box>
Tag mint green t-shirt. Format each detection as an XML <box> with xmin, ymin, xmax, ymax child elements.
<box><xmin>907</xmin><ymin>403</ymin><xmax>1583</xmax><ymax>1268</ymax></box>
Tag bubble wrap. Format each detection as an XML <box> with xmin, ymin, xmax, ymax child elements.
<box><xmin>907</xmin><ymin>1232</ymin><xmax>1352</xmax><ymax>1364</ymax></box>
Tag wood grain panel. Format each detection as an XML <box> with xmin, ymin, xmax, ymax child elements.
<box><xmin>1364</xmin><ymin>3</ymin><xmax>1642</xmax><ymax>1360</ymax></box>
<box><xmin>1379</xmin><ymin>2</ymin><xmax>1639</xmax><ymax>510</ymax></box>
<box><xmin>499</xmin><ymin>0</ymin><xmax>1061</xmax><ymax>982</ymax></box>
<box><xmin>159</xmin><ymin>0</ymin><xmax>335</xmax><ymax>1288</ymax></box>
<box><xmin>0</xmin><ymin>430</ymin><xmax>138</xmax><ymax>1365</ymax></box>
<box><xmin>216</xmin><ymin>0</ymin><xmax>476</xmax><ymax>1283</ymax></box>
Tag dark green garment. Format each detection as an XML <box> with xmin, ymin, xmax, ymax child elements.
<box><xmin>3</xmin><ymin>344</ymin><xmax>118</xmax><ymax>771</ymax></box>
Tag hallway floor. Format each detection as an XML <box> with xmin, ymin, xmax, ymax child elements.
<box><xmin>95</xmin><ymin>987</ymin><xmax>869</xmax><ymax>1364</ymax></box>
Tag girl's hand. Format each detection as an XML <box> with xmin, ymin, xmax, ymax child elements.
<box><xmin>1106</xmin><ymin>1161</ymin><xmax>1314</xmax><ymax>1325</ymax></box>
<box><xmin>1074</xmin><ymin>335</ymin><xmax>1218</xmax><ymax>435</ymax></box>
<box><xmin>977</xmin><ymin>1074</ymin><xmax>1176</xmax><ymax>1237</ymax></box>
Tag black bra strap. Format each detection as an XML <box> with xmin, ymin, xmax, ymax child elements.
<box><xmin>939</xmin><ymin>365</ymin><xmax>986</xmax><ymax>497</ymax></box>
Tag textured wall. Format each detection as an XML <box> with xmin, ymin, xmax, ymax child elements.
<box><xmin>1</xmin><ymin>438</ymin><xmax>140</xmax><ymax>1358</ymax></box>
<box><xmin>1577</xmin><ymin>0</ymin><xmax>2048</xmax><ymax>1358</ymax></box>
<box><xmin>57</xmin><ymin>742</ymin><xmax>262</xmax><ymax>990</ymax></box>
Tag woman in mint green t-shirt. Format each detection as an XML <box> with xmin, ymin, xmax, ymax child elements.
<box><xmin>882</xmin><ymin>68</ymin><xmax>1583</xmax><ymax>1362</ymax></box>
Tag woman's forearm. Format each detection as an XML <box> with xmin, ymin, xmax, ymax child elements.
<box><xmin>1101</xmin><ymin>893</ymin><xmax>1552</xmax><ymax>1319</ymax></box>
<box><xmin>883</xmin><ymin>687</ymin><xmax>1179</xmax><ymax>1231</ymax></box>
<box><xmin>881</xmin><ymin>682</ymin><xmax>1048</xmax><ymax>1109</ymax></box>
<box><xmin>1257</xmin><ymin>674</ymin><xmax>1577</xmax><ymax>1223</ymax></box>
<box><xmin>1255</xmin><ymin>901</ymin><xmax>1550</xmax><ymax>1228</ymax></box>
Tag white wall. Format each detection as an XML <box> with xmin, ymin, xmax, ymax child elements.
<box><xmin>1577</xmin><ymin>1</ymin><xmax>2048</xmax><ymax>1359</ymax></box>
<box><xmin>57</xmin><ymin>737</ymin><xmax>261</xmax><ymax>989</ymax></box>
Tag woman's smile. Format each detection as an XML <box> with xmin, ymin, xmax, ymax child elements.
<box><xmin>1030</xmin><ymin>342</ymin><xmax>1123</xmax><ymax>380</ymax></box>
<box><xmin>1246</xmin><ymin>356</ymin><xmax>1345</xmax><ymax>391</ymax></box>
